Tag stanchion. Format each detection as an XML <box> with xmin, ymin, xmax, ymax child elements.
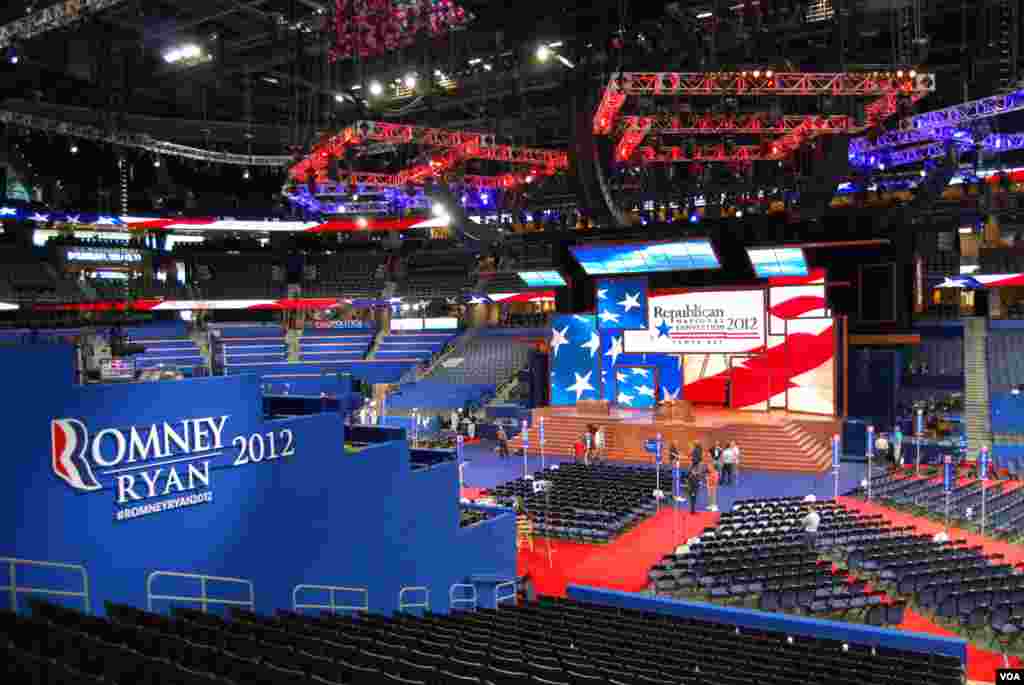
<box><xmin>866</xmin><ymin>425</ymin><xmax>875</xmax><ymax>501</ymax></box>
<box><xmin>942</xmin><ymin>454</ymin><xmax>953</xmax><ymax>533</ymax></box>
<box><xmin>831</xmin><ymin>434</ymin><xmax>841</xmax><ymax>500</ymax></box>
<box><xmin>539</xmin><ymin>418</ymin><xmax>546</xmax><ymax>471</ymax></box>
<box><xmin>914</xmin><ymin>408</ymin><xmax>924</xmax><ymax>476</ymax></box>
<box><xmin>979</xmin><ymin>446</ymin><xmax>989</xmax><ymax>538</ymax></box>
<box><xmin>521</xmin><ymin>418</ymin><xmax>530</xmax><ymax>479</ymax></box>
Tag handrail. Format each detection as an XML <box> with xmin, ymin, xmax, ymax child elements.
<box><xmin>0</xmin><ymin>558</ymin><xmax>91</xmax><ymax>614</ymax></box>
<box><xmin>292</xmin><ymin>584</ymin><xmax>368</xmax><ymax>614</ymax></box>
<box><xmin>494</xmin><ymin>580</ymin><xmax>517</xmax><ymax>608</ymax></box>
<box><xmin>147</xmin><ymin>570</ymin><xmax>254</xmax><ymax>614</ymax></box>
<box><xmin>398</xmin><ymin>585</ymin><xmax>430</xmax><ymax>613</ymax></box>
<box><xmin>449</xmin><ymin>583</ymin><xmax>477</xmax><ymax>612</ymax></box>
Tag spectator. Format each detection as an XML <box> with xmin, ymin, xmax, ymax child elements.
<box><xmin>801</xmin><ymin>504</ymin><xmax>821</xmax><ymax>551</ymax></box>
<box><xmin>705</xmin><ymin>459</ymin><xmax>720</xmax><ymax>512</ymax></box>
<box><xmin>711</xmin><ymin>441</ymin><xmax>723</xmax><ymax>472</ymax></box>
<box><xmin>875</xmin><ymin>432</ymin><xmax>891</xmax><ymax>464</ymax></box>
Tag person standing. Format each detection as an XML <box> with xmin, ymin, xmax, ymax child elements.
<box><xmin>594</xmin><ymin>426</ymin><xmax>606</xmax><ymax>463</ymax></box>
<box><xmin>690</xmin><ymin>441</ymin><xmax>703</xmax><ymax>469</ymax></box>
<box><xmin>875</xmin><ymin>432</ymin><xmax>891</xmax><ymax>464</ymax></box>
<box><xmin>801</xmin><ymin>505</ymin><xmax>821</xmax><ymax>551</ymax></box>
<box><xmin>711</xmin><ymin>441</ymin><xmax>723</xmax><ymax>473</ymax></box>
<box><xmin>892</xmin><ymin>426</ymin><xmax>904</xmax><ymax>466</ymax></box>
<box><xmin>583</xmin><ymin>428</ymin><xmax>593</xmax><ymax>465</ymax></box>
<box><xmin>573</xmin><ymin>434</ymin><xmax>586</xmax><ymax>463</ymax></box>
<box><xmin>685</xmin><ymin>460</ymin><xmax>704</xmax><ymax>514</ymax></box>
<box><xmin>721</xmin><ymin>442</ymin><xmax>736</xmax><ymax>485</ymax></box>
<box><xmin>496</xmin><ymin>425</ymin><xmax>510</xmax><ymax>460</ymax></box>
<box><xmin>705</xmin><ymin>459</ymin><xmax>720</xmax><ymax>512</ymax></box>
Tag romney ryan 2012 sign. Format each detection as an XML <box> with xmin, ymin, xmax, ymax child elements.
<box><xmin>51</xmin><ymin>415</ymin><xmax>295</xmax><ymax>521</ymax></box>
<box><xmin>623</xmin><ymin>288</ymin><xmax>767</xmax><ymax>354</ymax></box>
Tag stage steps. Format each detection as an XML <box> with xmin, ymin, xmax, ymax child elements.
<box><xmin>508</xmin><ymin>411</ymin><xmax>834</xmax><ymax>473</ymax></box>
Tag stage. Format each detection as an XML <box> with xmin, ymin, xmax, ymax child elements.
<box><xmin>509</xmin><ymin>404</ymin><xmax>840</xmax><ymax>473</ymax></box>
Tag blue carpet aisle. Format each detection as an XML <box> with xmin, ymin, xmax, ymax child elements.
<box><xmin>461</xmin><ymin>441</ymin><xmax>867</xmax><ymax>508</ymax></box>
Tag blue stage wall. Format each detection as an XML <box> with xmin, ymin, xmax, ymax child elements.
<box><xmin>0</xmin><ymin>344</ymin><xmax>514</xmax><ymax>616</ymax></box>
<box><xmin>566</xmin><ymin>586</ymin><xmax>967</xmax><ymax>663</ymax></box>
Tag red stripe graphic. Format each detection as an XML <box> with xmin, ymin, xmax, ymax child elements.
<box><xmin>769</xmin><ymin>294</ymin><xmax>826</xmax><ymax>320</ymax></box>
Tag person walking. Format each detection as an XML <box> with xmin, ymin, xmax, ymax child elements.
<box><xmin>801</xmin><ymin>504</ymin><xmax>821</xmax><ymax>551</ymax></box>
<box><xmin>685</xmin><ymin>459</ymin><xmax>704</xmax><ymax>514</ymax></box>
<box><xmin>705</xmin><ymin>459</ymin><xmax>720</xmax><ymax>512</ymax></box>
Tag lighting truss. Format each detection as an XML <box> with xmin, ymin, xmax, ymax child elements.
<box><xmin>851</xmin><ymin>90</ymin><xmax>1024</xmax><ymax>153</ymax></box>
<box><xmin>297</xmin><ymin>174</ymin><xmax>507</xmax><ymax>193</ymax></box>
<box><xmin>0</xmin><ymin>110</ymin><xmax>291</xmax><ymax>167</ymax></box>
<box><xmin>854</xmin><ymin>133</ymin><xmax>1024</xmax><ymax>169</ymax></box>
<box><xmin>636</xmin><ymin>144</ymin><xmax>768</xmax><ymax>163</ymax></box>
<box><xmin>623</xmin><ymin>113</ymin><xmax>853</xmax><ymax>135</ymax></box>
<box><xmin>592</xmin><ymin>71</ymin><xmax>935</xmax><ymax>134</ymax></box>
<box><xmin>0</xmin><ymin>0</ymin><xmax>127</xmax><ymax>50</ymax></box>
<box><xmin>291</xmin><ymin>120</ymin><xmax>568</xmax><ymax>182</ymax></box>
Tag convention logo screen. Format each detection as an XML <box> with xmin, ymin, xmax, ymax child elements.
<box><xmin>623</xmin><ymin>288</ymin><xmax>767</xmax><ymax>354</ymax></box>
<box><xmin>51</xmin><ymin>416</ymin><xmax>295</xmax><ymax>521</ymax></box>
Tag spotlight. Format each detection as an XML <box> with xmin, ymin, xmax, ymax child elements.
<box><xmin>368</xmin><ymin>80</ymin><xmax>383</xmax><ymax>96</ymax></box>
<box><xmin>242</xmin><ymin>168</ymin><xmax>251</xmax><ymax>180</ymax></box>
<box><xmin>536</xmin><ymin>45</ymin><xmax>551</xmax><ymax>62</ymax></box>
<box><xmin>480</xmin><ymin>192</ymin><xmax>490</xmax><ymax>204</ymax></box>
<box><xmin>356</xmin><ymin>217</ymin><xmax>368</xmax><ymax>228</ymax></box>
<box><xmin>432</xmin><ymin>202</ymin><xmax>447</xmax><ymax>216</ymax></box>
<box><xmin>5</xmin><ymin>45</ymin><xmax>18</xmax><ymax>65</ymax></box>
<box><xmin>404</xmin><ymin>73</ymin><xmax>417</xmax><ymax>89</ymax></box>
<box><xmin>153</xmin><ymin>157</ymin><xmax>161</xmax><ymax>167</ymax></box>
<box><xmin>69</xmin><ymin>143</ymin><xmax>78</xmax><ymax>154</ymax></box>
<box><xmin>335</xmin><ymin>93</ymin><xmax>345</xmax><ymax>103</ymax></box>
<box><xmin>735</xmin><ymin>210</ymin><xmax>744</xmax><ymax>218</ymax></box>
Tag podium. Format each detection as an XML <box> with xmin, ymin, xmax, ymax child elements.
<box><xmin>657</xmin><ymin>400</ymin><xmax>695</xmax><ymax>423</ymax></box>
<box><xmin>576</xmin><ymin>400</ymin><xmax>611</xmax><ymax>416</ymax></box>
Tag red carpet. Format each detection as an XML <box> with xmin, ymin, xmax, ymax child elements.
<box><xmin>839</xmin><ymin>496</ymin><xmax>1023</xmax><ymax>682</ymax></box>
<box><xmin>517</xmin><ymin>506</ymin><xmax>719</xmax><ymax>597</ymax></box>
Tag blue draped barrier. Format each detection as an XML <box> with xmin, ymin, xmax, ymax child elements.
<box><xmin>566</xmin><ymin>586</ymin><xmax>967</xmax><ymax>663</ymax></box>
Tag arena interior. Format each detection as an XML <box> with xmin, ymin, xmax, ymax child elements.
<box><xmin>5</xmin><ymin>0</ymin><xmax>1024</xmax><ymax>683</ymax></box>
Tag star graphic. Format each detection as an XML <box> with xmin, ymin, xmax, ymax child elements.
<box><xmin>66</xmin><ymin>215</ymin><xmax>80</xmax><ymax>223</ymax></box>
<box><xmin>663</xmin><ymin>386</ymin><xmax>679</xmax><ymax>401</ymax></box>
<box><xmin>388</xmin><ymin>297</ymin><xmax>404</xmax><ymax>304</ymax></box>
<box><xmin>637</xmin><ymin>385</ymin><xmax>655</xmax><ymax>398</ymax></box>
<box><xmin>618</xmin><ymin>292</ymin><xmax>642</xmax><ymax>312</ymax></box>
<box><xmin>468</xmin><ymin>296</ymin><xmax>489</xmax><ymax>305</ymax></box>
<box><xmin>573</xmin><ymin>314</ymin><xmax>591</xmax><ymax>322</ymax></box>
<box><xmin>632</xmin><ymin>367</ymin><xmax>650</xmax><ymax>377</ymax></box>
<box><xmin>550</xmin><ymin>326</ymin><xmax>570</xmax><ymax>357</ymax></box>
<box><xmin>605</xmin><ymin>335</ymin><xmax>624</xmax><ymax>367</ymax></box>
<box><xmin>597</xmin><ymin>288</ymin><xmax>608</xmax><ymax>300</ymax></box>
<box><xmin>617</xmin><ymin>392</ymin><xmax>634</xmax><ymax>405</ymax></box>
<box><xmin>656</xmin><ymin>320</ymin><xmax>672</xmax><ymax>338</ymax></box>
<box><xmin>567</xmin><ymin>371</ymin><xmax>595</xmax><ymax>401</ymax></box>
<box><xmin>616</xmin><ymin>372</ymin><xmax>628</xmax><ymax>383</ymax></box>
<box><xmin>29</xmin><ymin>213</ymin><xmax>49</xmax><ymax>222</ymax></box>
<box><xmin>96</xmin><ymin>216</ymin><xmax>118</xmax><ymax>225</ymax></box>
<box><xmin>581</xmin><ymin>331</ymin><xmax>601</xmax><ymax>357</ymax></box>
<box><xmin>598</xmin><ymin>310</ymin><xmax>620</xmax><ymax>324</ymax></box>
<box><xmin>0</xmin><ymin>207</ymin><xmax>16</xmax><ymax>216</ymax></box>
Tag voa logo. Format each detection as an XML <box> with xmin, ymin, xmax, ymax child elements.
<box><xmin>51</xmin><ymin>416</ymin><xmax>295</xmax><ymax>521</ymax></box>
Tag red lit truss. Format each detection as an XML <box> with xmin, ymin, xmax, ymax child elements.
<box><xmin>290</xmin><ymin>120</ymin><xmax>569</xmax><ymax>186</ymax></box>
<box><xmin>595</xmin><ymin>70</ymin><xmax>935</xmax><ymax>162</ymax></box>
<box><xmin>289</xmin><ymin>171</ymin><xmax>508</xmax><ymax>191</ymax></box>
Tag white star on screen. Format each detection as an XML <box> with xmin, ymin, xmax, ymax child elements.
<box><xmin>598</xmin><ymin>310</ymin><xmax>620</xmax><ymax>324</ymax></box>
<box><xmin>605</xmin><ymin>335</ymin><xmax>624</xmax><ymax>367</ymax></box>
<box><xmin>616</xmin><ymin>372</ymin><xmax>628</xmax><ymax>383</ymax></box>
<box><xmin>632</xmin><ymin>367</ymin><xmax>650</xmax><ymax>377</ymax></box>
<box><xmin>617</xmin><ymin>392</ymin><xmax>634</xmax><ymax>405</ymax></box>
<box><xmin>637</xmin><ymin>385</ymin><xmax>655</xmax><ymax>398</ymax></box>
<box><xmin>581</xmin><ymin>331</ymin><xmax>601</xmax><ymax>358</ymax></box>
<box><xmin>597</xmin><ymin>288</ymin><xmax>608</xmax><ymax>300</ymax></box>
<box><xmin>567</xmin><ymin>371</ymin><xmax>595</xmax><ymax>401</ymax></box>
<box><xmin>618</xmin><ymin>292</ymin><xmax>642</xmax><ymax>312</ymax></box>
<box><xmin>550</xmin><ymin>326</ymin><xmax>570</xmax><ymax>357</ymax></box>
<box><xmin>469</xmin><ymin>296</ymin><xmax>489</xmax><ymax>305</ymax></box>
<box><xmin>663</xmin><ymin>386</ymin><xmax>679</xmax><ymax>401</ymax></box>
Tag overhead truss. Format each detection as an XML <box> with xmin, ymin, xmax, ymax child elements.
<box><xmin>854</xmin><ymin>133</ymin><xmax>1024</xmax><ymax>169</ymax></box>
<box><xmin>0</xmin><ymin>0</ymin><xmax>128</xmax><ymax>50</ymax></box>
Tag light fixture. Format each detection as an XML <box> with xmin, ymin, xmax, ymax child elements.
<box><xmin>163</xmin><ymin>43</ymin><xmax>202</xmax><ymax>64</ymax></box>
<box><xmin>735</xmin><ymin>209</ymin><xmax>744</xmax><ymax>218</ymax></box>
<box><xmin>5</xmin><ymin>45</ymin><xmax>18</xmax><ymax>65</ymax></box>
<box><xmin>696</xmin><ymin>11</ymin><xmax>713</xmax><ymax>19</ymax></box>
<box><xmin>153</xmin><ymin>157</ymin><xmax>161</xmax><ymax>167</ymax></box>
<box><xmin>356</xmin><ymin>217</ymin><xmax>368</xmax><ymax>228</ymax></box>
<box><xmin>1013</xmin><ymin>385</ymin><xmax>1022</xmax><ymax>396</ymax></box>
<box><xmin>242</xmin><ymin>168</ymin><xmax>251</xmax><ymax>180</ymax></box>
<box><xmin>368</xmin><ymin>80</ymin><xmax>383</xmax><ymax>96</ymax></box>
<box><xmin>432</xmin><ymin>202</ymin><xmax>447</xmax><ymax>216</ymax></box>
<box><xmin>404</xmin><ymin>73</ymin><xmax>417</xmax><ymax>89</ymax></box>
<box><xmin>483</xmin><ymin>63</ymin><xmax>493</xmax><ymax>71</ymax></box>
<box><xmin>335</xmin><ymin>93</ymin><xmax>345</xmax><ymax>103</ymax></box>
<box><xmin>69</xmin><ymin>143</ymin><xmax>78</xmax><ymax>154</ymax></box>
<box><xmin>536</xmin><ymin>45</ymin><xmax>551</xmax><ymax>62</ymax></box>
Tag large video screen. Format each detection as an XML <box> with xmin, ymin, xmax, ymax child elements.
<box><xmin>518</xmin><ymin>270</ymin><xmax>566</xmax><ymax>287</ymax></box>
<box><xmin>747</xmin><ymin>247</ymin><xmax>808</xmax><ymax>278</ymax></box>
<box><xmin>623</xmin><ymin>288</ymin><xmax>766</xmax><ymax>354</ymax></box>
<box><xmin>570</xmin><ymin>239</ymin><xmax>720</xmax><ymax>275</ymax></box>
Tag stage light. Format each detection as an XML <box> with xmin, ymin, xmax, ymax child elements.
<box><xmin>356</xmin><ymin>217</ymin><xmax>368</xmax><ymax>228</ymax></box>
<box><xmin>242</xmin><ymin>168</ymin><xmax>251</xmax><ymax>180</ymax></box>
<box><xmin>696</xmin><ymin>11</ymin><xmax>713</xmax><ymax>18</ymax></box>
<box><xmin>368</xmin><ymin>80</ymin><xmax>383</xmax><ymax>96</ymax></box>
<box><xmin>688</xmin><ymin>212</ymin><xmax>699</xmax><ymax>224</ymax></box>
<box><xmin>153</xmin><ymin>157</ymin><xmax>161</xmax><ymax>167</ymax></box>
<box><xmin>69</xmin><ymin>143</ymin><xmax>78</xmax><ymax>154</ymax></box>
<box><xmin>536</xmin><ymin>45</ymin><xmax>551</xmax><ymax>62</ymax></box>
<box><xmin>735</xmin><ymin>210</ymin><xmax>744</xmax><ymax>218</ymax></box>
<box><xmin>480</xmin><ymin>192</ymin><xmax>490</xmax><ymax>204</ymax></box>
<box><xmin>404</xmin><ymin>73</ymin><xmax>417</xmax><ymax>89</ymax></box>
<box><xmin>483</xmin><ymin>63</ymin><xmax>493</xmax><ymax>71</ymax></box>
<box><xmin>5</xmin><ymin>45</ymin><xmax>18</xmax><ymax>65</ymax></box>
<box><xmin>335</xmin><ymin>93</ymin><xmax>345</xmax><ymax>103</ymax></box>
<box><xmin>432</xmin><ymin>202</ymin><xmax>447</xmax><ymax>216</ymax></box>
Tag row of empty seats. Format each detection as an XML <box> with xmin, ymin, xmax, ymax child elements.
<box><xmin>299</xmin><ymin>329</ymin><xmax>375</xmax><ymax>363</ymax></box>
<box><xmin>915</xmin><ymin>337</ymin><xmax>963</xmax><ymax>377</ymax></box>
<box><xmin>5</xmin><ymin>596</ymin><xmax>964</xmax><ymax>685</ymax></box>
<box><xmin>428</xmin><ymin>337</ymin><xmax>532</xmax><ymax>387</ymax></box>
<box><xmin>128</xmin><ymin>334</ymin><xmax>205</xmax><ymax>373</ymax></box>
<box><xmin>214</xmin><ymin>326</ymin><xmax>289</xmax><ymax>372</ymax></box>
<box><xmin>375</xmin><ymin>332</ymin><xmax>455</xmax><ymax>361</ymax></box>
<box><xmin>989</xmin><ymin>331</ymin><xmax>1024</xmax><ymax>391</ymax></box>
